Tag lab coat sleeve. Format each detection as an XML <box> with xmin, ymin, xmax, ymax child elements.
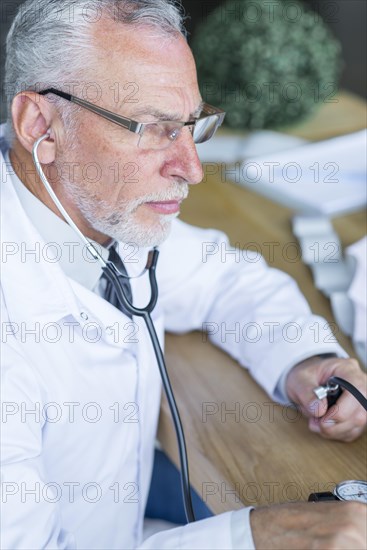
<box><xmin>157</xmin><ymin>220</ymin><xmax>347</xmax><ymax>400</ymax></box>
<box><xmin>1</xmin><ymin>332</ymin><xmax>76</xmax><ymax>549</ymax></box>
<box><xmin>139</xmin><ymin>508</ymin><xmax>255</xmax><ymax>550</ymax></box>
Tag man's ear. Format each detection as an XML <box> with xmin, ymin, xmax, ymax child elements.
<box><xmin>11</xmin><ymin>92</ymin><xmax>57</xmax><ymax>164</ymax></box>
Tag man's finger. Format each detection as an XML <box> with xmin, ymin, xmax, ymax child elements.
<box><xmin>309</xmin><ymin>398</ymin><xmax>366</xmax><ymax>441</ymax></box>
<box><xmin>306</xmin><ymin>396</ymin><xmax>328</xmax><ymax>418</ymax></box>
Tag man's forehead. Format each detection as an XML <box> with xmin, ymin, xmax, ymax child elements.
<box><xmin>92</xmin><ymin>19</ymin><xmax>195</xmax><ymax>77</ymax></box>
<box><xmin>91</xmin><ymin>21</ymin><xmax>201</xmax><ymax>117</ymax></box>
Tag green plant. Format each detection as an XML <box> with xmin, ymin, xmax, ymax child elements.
<box><xmin>191</xmin><ymin>0</ymin><xmax>342</xmax><ymax>129</ymax></box>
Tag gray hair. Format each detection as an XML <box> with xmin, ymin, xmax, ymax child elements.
<box><xmin>4</xmin><ymin>0</ymin><xmax>187</xmax><ymax>144</ymax></box>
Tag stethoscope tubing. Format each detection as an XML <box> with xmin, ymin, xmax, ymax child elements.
<box><xmin>105</xmin><ymin>262</ymin><xmax>195</xmax><ymax>521</ymax></box>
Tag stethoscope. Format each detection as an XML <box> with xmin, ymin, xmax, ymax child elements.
<box><xmin>32</xmin><ymin>133</ymin><xmax>196</xmax><ymax>523</ymax></box>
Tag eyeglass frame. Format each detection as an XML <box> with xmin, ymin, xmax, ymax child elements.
<box><xmin>38</xmin><ymin>87</ymin><xmax>226</xmax><ymax>147</ymax></box>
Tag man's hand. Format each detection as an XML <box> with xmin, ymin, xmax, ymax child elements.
<box><xmin>286</xmin><ymin>356</ymin><xmax>367</xmax><ymax>441</ymax></box>
<box><xmin>251</xmin><ymin>501</ymin><xmax>367</xmax><ymax>549</ymax></box>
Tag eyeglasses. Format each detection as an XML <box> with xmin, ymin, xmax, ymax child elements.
<box><xmin>39</xmin><ymin>88</ymin><xmax>226</xmax><ymax>151</ymax></box>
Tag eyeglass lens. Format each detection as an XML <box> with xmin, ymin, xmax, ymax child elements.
<box><xmin>139</xmin><ymin>115</ymin><xmax>220</xmax><ymax>150</ymax></box>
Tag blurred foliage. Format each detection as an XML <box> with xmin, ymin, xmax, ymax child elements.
<box><xmin>192</xmin><ymin>0</ymin><xmax>342</xmax><ymax>129</ymax></box>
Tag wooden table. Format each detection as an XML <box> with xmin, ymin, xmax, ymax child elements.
<box><xmin>158</xmin><ymin>92</ymin><xmax>367</xmax><ymax>514</ymax></box>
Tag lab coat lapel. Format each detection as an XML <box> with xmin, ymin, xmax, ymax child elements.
<box><xmin>1</xmin><ymin>153</ymin><xmax>81</xmax><ymax>326</ymax></box>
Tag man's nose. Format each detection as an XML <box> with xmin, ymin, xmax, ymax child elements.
<box><xmin>161</xmin><ymin>127</ymin><xmax>204</xmax><ymax>185</ymax></box>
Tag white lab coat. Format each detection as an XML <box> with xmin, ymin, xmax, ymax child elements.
<box><xmin>0</xmin><ymin>142</ymin><xmax>345</xmax><ymax>549</ymax></box>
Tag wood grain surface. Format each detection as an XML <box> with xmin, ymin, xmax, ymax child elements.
<box><xmin>158</xmin><ymin>92</ymin><xmax>367</xmax><ymax>514</ymax></box>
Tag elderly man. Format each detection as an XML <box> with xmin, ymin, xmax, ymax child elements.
<box><xmin>1</xmin><ymin>0</ymin><xmax>366</xmax><ymax>548</ymax></box>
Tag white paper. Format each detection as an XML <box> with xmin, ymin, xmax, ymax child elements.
<box><xmin>197</xmin><ymin>130</ymin><xmax>305</xmax><ymax>163</ymax></box>
<box><xmin>346</xmin><ymin>237</ymin><xmax>367</xmax><ymax>349</ymax></box>
<box><xmin>310</xmin><ymin>260</ymin><xmax>355</xmax><ymax>296</ymax></box>
<box><xmin>239</xmin><ymin>130</ymin><xmax>367</xmax><ymax>216</ymax></box>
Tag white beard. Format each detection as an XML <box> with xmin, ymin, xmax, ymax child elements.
<box><xmin>58</xmin><ymin>167</ymin><xmax>189</xmax><ymax>247</ymax></box>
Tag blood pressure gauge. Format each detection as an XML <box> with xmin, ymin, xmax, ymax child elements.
<box><xmin>309</xmin><ymin>480</ymin><xmax>367</xmax><ymax>503</ymax></box>
<box><xmin>334</xmin><ymin>480</ymin><xmax>367</xmax><ymax>503</ymax></box>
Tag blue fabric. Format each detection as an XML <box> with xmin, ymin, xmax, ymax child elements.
<box><xmin>145</xmin><ymin>450</ymin><xmax>213</xmax><ymax>524</ymax></box>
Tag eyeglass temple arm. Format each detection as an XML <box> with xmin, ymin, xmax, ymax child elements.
<box><xmin>38</xmin><ymin>88</ymin><xmax>140</xmax><ymax>132</ymax></box>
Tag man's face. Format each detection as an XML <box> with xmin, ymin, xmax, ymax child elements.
<box><xmin>54</xmin><ymin>22</ymin><xmax>204</xmax><ymax>247</ymax></box>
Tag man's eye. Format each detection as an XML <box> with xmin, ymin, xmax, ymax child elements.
<box><xmin>167</xmin><ymin>127</ymin><xmax>180</xmax><ymax>141</ymax></box>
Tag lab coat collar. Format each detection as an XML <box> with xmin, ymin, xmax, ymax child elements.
<box><xmin>1</xmin><ymin>153</ymin><xmax>84</xmax><ymax>325</ymax></box>
<box><xmin>3</xmin><ymin>149</ymin><xmax>109</xmax><ymax>291</ymax></box>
